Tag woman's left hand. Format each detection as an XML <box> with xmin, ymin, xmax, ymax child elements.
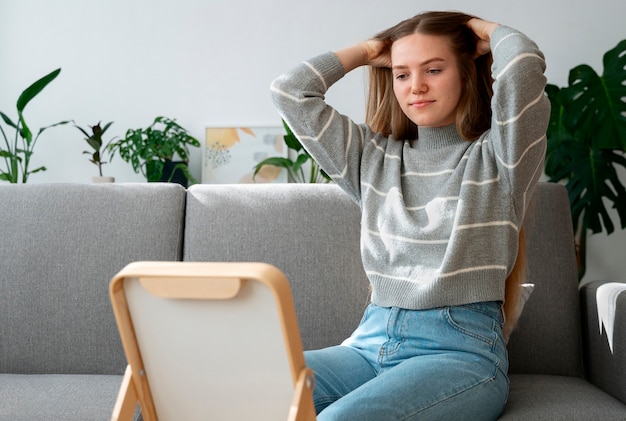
<box><xmin>467</xmin><ymin>18</ymin><xmax>500</xmax><ymax>57</ymax></box>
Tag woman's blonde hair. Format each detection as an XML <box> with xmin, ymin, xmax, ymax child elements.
<box><xmin>503</xmin><ymin>228</ymin><xmax>527</xmax><ymax>340</ymax></box>
<box><xmin>366</xmin><ymin>11</ymin><xmax>493</xmax><ymax>140</ymax></box>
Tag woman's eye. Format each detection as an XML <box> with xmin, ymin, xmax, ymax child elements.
<box><xmin>427</xmin><ymin>68</ymin><xmax>442</xmax><ymax>75</ymax></box>
<box><xmin>394</xmin><ymin>74</ymin><xmax>407</xmax><ymax>80</ymax></box>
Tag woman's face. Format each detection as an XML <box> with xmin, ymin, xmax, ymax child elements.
<box><xmin>391</xmin><ymin>32</ymin><xmax>463</xmax><ymax>128</ymax></box>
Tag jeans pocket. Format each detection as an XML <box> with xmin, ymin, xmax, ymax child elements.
<box><xmin>444</xmin><ymin>305</ymin><xmax>496</xmax><ymax>346</ymax></box>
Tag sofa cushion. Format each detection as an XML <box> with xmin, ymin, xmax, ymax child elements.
<box><xmin>0</xmin><ymin>373</ymin><xmax>139</xmax><ymax>421</ymax></box>
<box><xmin>506</xmin><ymin>183</ymin><xmax>583</xmax><ymax>376</ymax></box>
<box><xmin>184</xmin><ymin>183</ymin><xmax>369</xmax><ymax>350</ymax></box>
<box><xmin>500</xmin><ymin>374</ymin><xmax>626</xmax><ymax>420</ymax></box>
<box><xmin>0</xmin><ymin>183</ymin><xmax>186</xmax><ymax>375</ymax></box>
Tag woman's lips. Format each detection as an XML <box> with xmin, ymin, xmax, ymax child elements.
<box><xmin>411</xmin><ymin>100</ymin><xmax>434</xmax><ymax>108</ymax></box>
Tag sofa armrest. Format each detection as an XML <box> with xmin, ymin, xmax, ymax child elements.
<box><xmin>580</xmin><ymin>280</ymin><xmax>626</xmax><ymax>404</ymax></box>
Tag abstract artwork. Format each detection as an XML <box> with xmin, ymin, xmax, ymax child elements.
<box><xmin>202</xmin><ymin>126</ymin><xmax>287</xmax><ymax>184</ymax></box>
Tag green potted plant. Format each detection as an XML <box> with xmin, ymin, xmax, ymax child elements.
<box><xmin>545</xmin><ymin>38</ymin><xmax>626</xmax><ymax>280</ymax></box>
<box><xmin>75</xmin><ymin>121</ymin><xmax>116</xmax><ymax>182</ymax></box>
<box><xmin>109</xmin><ymin>116</ymin><xmax>200</xmax><ymax>186</ymax></box>
<box><xmin>253</xmin><ymin>119</ymin><xmax>331</xmax><ymax>183</ymax></box>
<box><xmin>0</xmin><ymin>68</ymin><xmax>69</xmax><ymax>183</ymax></box>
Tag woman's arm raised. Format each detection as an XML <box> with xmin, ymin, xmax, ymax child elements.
<box><xmin>334</xmin><ymin>39</ymin><xmax>391</xmax><ymax>73</ymax></box>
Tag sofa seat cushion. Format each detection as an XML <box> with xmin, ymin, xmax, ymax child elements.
<box><xmin>0</xmin><ymin>374</ymin><xmax>139</xmax><ymax>421</ymax></box>
<box><xmin>500</xmin><ymin>374</ymin><xmax>626</xmax><ymax>420</ymax></box>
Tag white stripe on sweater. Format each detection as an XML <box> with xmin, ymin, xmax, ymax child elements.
<box><xmin>462</xmin><ymin>176</ymin><xmax>501</xmax><ymax>186</ymax></box>
<box><xmin>401</xmin><ymin>169</ymin><xmax>455</xmax><ymax>177</ymax></box>
<box><xmin>304</xmin><ymin>61</ymin><xmax>327</xmax><ymax>91</ymax></box>
<box><xmin>369</xmin><ymin>138</ymin><xmax>401</xmax><ymax>159</ymax></box>
<box><xmin>495</xmin><ymin>53</ymin><xmax>544</xmax><ymax>80</ymax></box>
<box><xmin>455</xmin><ymin>221</ymin><xmax>519</xmax><ymax>232</ymax></box>
<box><xmin>493</xmin><ymin>32</ymin><xmax>521</xmax><ymax>54</ymax></box>
<box><xmin>496</xmin><ymin>135</ymin><xmax>545</xmax><ymax>169</ymax></box>
<box><xmin>270</xmin><ymin>84</ymin><xmax>303</xmax><ymax>103</ymax></box>
<box><xmin>496</xmin><ymin>90</ymin><xmax>547</xmax><ymax>126</ymax></box>
<box><xmin>361</xmin><ymin>182</ymin><xmax>396</xmax><ymax>197</ymax></box>
<box><xmin>405</xmin><ymin>196</ymin><xmax>459</xmax><ymax>211</ymax></box>
<box><xmin>438</xmin><ymin>265</ymin><xmax>508</xmax><ymax>278</ymax></box>
<box><xmin>368</xmin><ymin>229</ymin><xmax>449</xmax><ymax>245</ymax></box>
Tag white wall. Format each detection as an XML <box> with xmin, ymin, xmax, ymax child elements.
<box><xmin>1</xmin><ymin>0</ymin><xmax>625</xmax><ymax>283</ymax></box>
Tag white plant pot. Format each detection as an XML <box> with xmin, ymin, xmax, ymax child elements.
<box><xmin>91</xmin><ymin>176</ymin><xmax>115</xmax><ymax>183</ymax></box>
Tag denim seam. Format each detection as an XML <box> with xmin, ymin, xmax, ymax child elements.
<box><xmin>378</xmin><ymin>307</ymin><xmax>404</xmax><ymax>366</ymax></box>
<box><xmin>400</xmin><ymin>360</ymin><xmax>500</xmax><ymax>420</ymax></box>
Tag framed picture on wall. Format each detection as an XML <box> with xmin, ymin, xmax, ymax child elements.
<box><xmin>202</xmin><ymin>126</ymin><xmax>287</xmax><ymax>184</ymax></box>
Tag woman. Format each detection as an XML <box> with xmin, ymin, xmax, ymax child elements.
<box><xmin>271</xmin><ymin>11</ymin><xmax>549</xmax><ymax>420</ymax></box>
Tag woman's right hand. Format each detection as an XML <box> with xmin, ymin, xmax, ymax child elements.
<box><xmin>364</xmin><ymin>39</ymin><xmax>391</xmax><ymax>68</ymax></box>
<box><xmin>335</xmin><ymin>39</ymin><xmax>391</xmax><ymax>73</ymax></box>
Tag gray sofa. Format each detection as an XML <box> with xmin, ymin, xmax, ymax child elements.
<box><xmin>1</xmin><ymin>182</ymin><xmax>625</xmax><ymax>420</ymax></box>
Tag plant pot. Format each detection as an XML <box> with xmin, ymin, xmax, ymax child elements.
<box><xmin>91</xmin><ymin>176</ymin><xmax>115</xmax><ymax>183</ymax></box>
<box><xmin>159</xmin><ymin>161</ymin><xmax>188</xmax><ymax>187</ymax></box>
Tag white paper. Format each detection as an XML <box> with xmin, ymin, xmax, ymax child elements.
<box><xmin>596</xmin><ymin>282</ymin><xmax>626</xmax><ymax>353</ymax></box>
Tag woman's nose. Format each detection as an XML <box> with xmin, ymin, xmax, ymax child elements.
<box><xmin>411</xmin><ymin>76</ymin><xmax>426</xmax><ymax>93</ymax></box>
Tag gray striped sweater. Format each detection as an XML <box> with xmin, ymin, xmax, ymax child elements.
<box><xmin>271</xmin><ymin>26</ymin><xmax>550</xmax><ymax>310</ymax></box>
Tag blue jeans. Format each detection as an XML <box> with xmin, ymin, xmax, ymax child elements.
<box><xmin>305</xmin><ymin>302</ymin><xmax>509</xmax><ymax>420</ymax></box>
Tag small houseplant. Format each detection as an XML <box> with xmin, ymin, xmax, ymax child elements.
<box><xmin>0</xmin><ymin>68</ymin><xmax>69</xmax><ymax>183</ymax></box>
<box><xmin>75</xmin><ymin>121</ymin><xmax>115</xmax><ymax>182</ymax></box>
<box><xmin>253</xmin><ymin>119</ymin><xmax>331</xmax><ymax>183</ymax></box>
<box><xmin>544</xmin><ymin>38</ymin><xmax>626</xmax><ymax>280</ymax></box>
<box><xmin>109</xmin><ymin>116</ymin><xmax>200</xmax><ymax>186</ymax></box>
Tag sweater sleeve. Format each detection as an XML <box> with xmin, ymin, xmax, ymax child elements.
<box><xmin>270</xmin><ymin>52</ymin><xmax>374</xmax><ymax>204</ymax></box>
<box><xmin>488</xmin><ymin>26</ymin><xmax>550</xmax><ymax>213</ymax></box>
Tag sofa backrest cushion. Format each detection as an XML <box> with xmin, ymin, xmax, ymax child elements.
<box><xmin>507</xmin><ymin>182</ymin><xmax>582</xmax><ymax>376</ymax></box>
<box><xmin>0</xmin><ymin>183</ymin><xmax>186</xmax><ymax>375</ymax></box>
<box><xmin>184</xmin><ymin>184</ymin><xmax>369</xmax><ymax>350</ymax></box>
<box><xmin>184</xmin><ymin>182</ymin><xmax>582</xmax><ymax>376</ymax></box>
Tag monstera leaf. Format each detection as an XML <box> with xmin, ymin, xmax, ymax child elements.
<box><xmin>547</xmin><ymin>135</ymin><xmax>626</xmax><ymax>235</ymax></box>
<box><xmin>558</xmin><ymin>39</ymin><xmax>626</xmax><ymax>150</ymax></box>
<box><xmin>545</xmin><ymin>38</ymin><xmax>626</xmax><ymax>279</ymax></box>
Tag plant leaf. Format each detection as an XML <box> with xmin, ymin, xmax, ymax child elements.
<box><xmin>282</xmin><ymin>119</ymin><xmax>303</xmax><ymax>151</ymax></box>
<box><xmin>101</xmin><ymin>121</ymin><xmax>114</xmax><ymax>134</ymax></box>
<box><xmin>292</xmin><ymin>153</ymin><xmax>309</xmax><ymax>174</ymax></box>
<box><xmin>551</xmin><ymin>141</ymin><xmax>626</xmax><ymax>235</ymax></box>
<box><xmin>37</xmin><ymin>120</ymin><xmax>71</xmax><ymax>135</ymax></box>
<box><xmin>16</xmin><ymin>68</ymin><xmax>61</xmax><ymax>112</ymax></box>
<box><xmin>0</xmin><ymin>112</ymin><xmax>18</xmax><ymax>129</ymax></box>
<box><xmin>75</xmin><ymin>125</ymin><xmax>91</xmax><ymax>138</ymax></box>
<box><xmin>29</xmin><ymin>166</ymin><xmax>47</xmax><ymax>174</ymax></box>
<box><xmin>560</xmin><ymin>39</ymin><xmax>626</xmax><ymax>150</ymax></box>
<box><xmin>253</xmin><ymin>157</ymin><xmax>293</xmax><ymax>172</ymax></box>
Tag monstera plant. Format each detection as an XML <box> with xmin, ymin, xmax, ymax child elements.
<box><xmin>545</xmin><ymin>38</ymin><xmax>626</xmax><ymax>280</ymax></box>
